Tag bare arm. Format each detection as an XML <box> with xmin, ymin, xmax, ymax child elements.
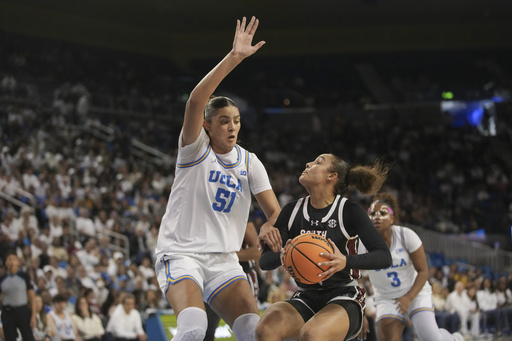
<box><xmin>47</xmin><ymin>315</ymin><xmax>57</xmax><ymax>337</ymax></box>
<box><xmin>237</xmin><ymin>222</ymin><xmax>260</xmax><ymax>262</ymax></box>
<box><xmin>71</xmin><ymin>317</ymin><xmax>82</xmax><ymax>341</ymax></box>
<box><xmin>396</xmin><ymin>245</ymin><xmax>429</xmax><ymax>314</ymax></box>
<box><xmin>254</xmin><ymin>189</ymin><xmax>282</xmax><ymax>252</ymax></box>
<box><xmin>181</xmin><ymin>16</ymin><xmax>265</xmax><ymax>147</ymax></box>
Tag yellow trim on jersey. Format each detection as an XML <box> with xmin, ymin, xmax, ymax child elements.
<box><xmin>410</xmin><ymin>306</ymin><xmax>435</xmax><ymax>317</ymax></box>
<box><xmin>176</xmin><ymin>145</ymin><xmax>212</xmax><ymax>168</ymax></box>
<box><xmin>215</xmin><ymin>145</ymin><xmax>242</xmax><ymax>168</ymax></box>
<box><xmin>206</xmin><ymin>275</ymin><xmax>247</xmax><ymax>305</ymax></box>
<box><xmin>163</xmin><ymin>258</ymin><xmax>200</xmax><ymax>292</ymax></box>
<box><xmin>376</xmin><ymin>314</ymin><xmax>407</xmax><ymax>323</ymax></box>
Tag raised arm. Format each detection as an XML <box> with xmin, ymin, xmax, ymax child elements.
<box><xmin>181</xmin><ymin>16</ymin><xmax>266</xmax><ymax>147</ymax></box>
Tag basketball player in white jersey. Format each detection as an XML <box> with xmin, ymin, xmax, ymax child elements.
<box><xmin>359</xmin><ymin>193</ymin><xmax>464</xmax><ymax>341</ymax></box>
<box><xmin>155</xmin><ymin>17</ymin><xmax>280</xmax><ymax>341</ymax></box>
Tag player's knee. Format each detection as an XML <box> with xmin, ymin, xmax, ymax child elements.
<box><xmin>173</xmin><ymin>307</ymin><xmax>207</xmax><ymax>341</ymax></box>
<box><xmin>233</xmin><ymin>313</ymin><xmax>259</xmax><ymax>341</ymax></box>
<box><xmin>255</xmin><ymin>319</ymin><xmax>272</xmax><ymax>340</ymax></box>
<box><xmin>299</xmin><ymin>324</ymin><xmax>321</xmax><ymax>341</ymax></box>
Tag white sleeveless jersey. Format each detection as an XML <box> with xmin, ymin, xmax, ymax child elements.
<box><xmin>49</xmin><ymin>310</ymin><xmax>76</xmax><ymax>340</ymax></box>
<box><xmin>155</xmin><ymin>128</ymin><xmax>272</xmax><ymax>259</ymax></box>
<box><xmin>359</xmin><ymin>225</ymin><xmax>431</xmax><ymax>299</ymax></box>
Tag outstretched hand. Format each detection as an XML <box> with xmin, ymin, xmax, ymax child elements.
<box><xmin>317</xmin><ymin>239</ymin><xmax>346</xmax><ymax>281</ymax></box>
<box><xmin>232</xmin><ymin>16</ymin><xmax>266</xmax><ymax>60</ymax></box>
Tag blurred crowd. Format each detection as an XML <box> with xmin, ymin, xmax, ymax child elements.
<box><xmin>1</xmin><ymin>33</ymin><xmax>512</xmax><ymax>340</ymax></box>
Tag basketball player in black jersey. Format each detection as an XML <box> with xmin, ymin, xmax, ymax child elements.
<box><xmin>255</xmin><ymin>154</ymin><xmax>392</xmax><ymax>341</ymax></box>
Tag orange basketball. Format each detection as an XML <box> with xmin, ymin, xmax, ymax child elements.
<box><xmin>284</xmin><ymin>233</ymin><xmax>334</xmax><ymax>284</ymax></box>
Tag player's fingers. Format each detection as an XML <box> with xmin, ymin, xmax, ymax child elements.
<box><xmin>245</xmin><ymin>16</ymin><xmax>256</xmax><ymax>34</ymax></box>
<box><xmin>240</xmin><ymin>16</ymin><xmax>247</xmax><ymax>31</ymax></box>
<box><xmin>252</xmin><ymin>41</ymin><xmax>266</xmax><ymax>51</ymax></box>
<box><xmin>319</xmin><ymin>252</ymin><xmax>335</xmax><ymax>259</ymax></box>
<box><xmin>257</xmin><ymin>238</ymin><xmax>263</xmax><ymax>251</ymax></box>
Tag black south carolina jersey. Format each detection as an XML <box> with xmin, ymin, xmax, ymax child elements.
<box><xmin>260</xmin><ymin>195</ymin><xmax>391</xmax><ymax>290</ymax></box>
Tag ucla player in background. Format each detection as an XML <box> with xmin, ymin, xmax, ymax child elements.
<box><xmin>256</xmin><ymin>154</ymin><xmax>392</xmax><ymax>341</ymax></box>
<box><xmin>359</xmin><ymin>193</ymin><xmax>464</xmax><ymax>341</ymax></box>
<box><xmin>155</xmin><ymin>17</ymin><xmax>280</xmax><ymax>341</ymax></box>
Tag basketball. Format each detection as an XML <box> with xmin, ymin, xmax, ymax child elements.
<box><xmin>284</xmin><ymin>233</ymin><xmax>334</xmax><ymax>284</ymax></box>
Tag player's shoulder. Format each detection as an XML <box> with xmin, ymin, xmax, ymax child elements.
<box><xmin>282</xmin><ymin>198</ymin><xmax>304</xmax><ymax>211</ymax></box>
<box><xmin>395</xmin><ymin>225</ymin><xmax>419</xmax><ymax>236</ymax></box>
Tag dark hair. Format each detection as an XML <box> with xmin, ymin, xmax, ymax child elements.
<box><xmin>74</xmin><ymin>296</ymin><xmax>92</xmax><ymax>318</ymax></box>
<box><xmin>371</xmin><ymin>192</ymin><xmax>401</xmax><ymax>222</ymax></box>
<box><xmin>35</xmin><ymin>294</ymin><xmax>48</xmax><ymax>330</ymax></box>
<box><xmin>204</xmin><ymin>96</ymin><xmax>237</xmax><ymax>121</ymax></box>
<box><xmin>53</xmin><ymin>293</ymin><xmax>68</xmax><ymax>303</ymax></box>
<box><xmin>329</xmin><ymin>156</ymin><xmax>389</xmax><ymax>197</ymax></box>
<box><xmin>122</xmin><ymin>293</ymin><xmax>136</xmax><ymax>304</ymax></box>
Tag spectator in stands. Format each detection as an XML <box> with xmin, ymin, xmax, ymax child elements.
<box><xmin>446</xmin><ymin>281</ymin><xmax>476</xmax><ymax>337</ymax></box>
<box><xmin>465</xmin><ymin>284</ymin><xmax>481</xmax><ymax>338</ymax></box>
<box><xmin>49</xmin><ymin>237</ymin><xmax>68</xmax><ymax>262</ymax></box>
<box><xmin>105</xmin><ymin>294</ymin><xmax>147</xmax><ymax>341</ymax></box>
<box><xmin>477</xmin><ymin>277</ymin><xmax>505</xmax><ymax>336</ymax></box>
<box><xmin>138</xmin><ymin>256</ymin><xmax>154</xmax><ymax>284</ymax></box>
<box><xmin>1</xmin><ymin>209</ymin><xmax>18</xmax><ymax>244</ymax></box>
<box><xmin>72</xmin><ymin>296</ymin><xmax>105</xmax><ymax>341</ymax></box>
<box><xmin>65</xmin><ymin>266</ymin><xmax>82</xmax><ymax>298</ymax></box>
<box><xmin>48</xmin><ymin>215</ymin><xmax>63</xmax><ymax>240</ymax></box>
<box><xmin>432</xmin><ymin>281</ymin><xmax>459</xmax><ymax>333</ymax></box>
<box><xmin>48</xmin><ymin>293</ymin><xmax>81</xmax><ymax>341</ymax></box>
<box><xmin>75</xmin><ymin>207</ymin><xmax>96</xmax><ymax>243</ymax></box>
<box><xmin>107</xmin><ymin>252</ymin><xmax>124</xmax><ymax>278</ymax></box>
<box><xmin>495</xmin><ymin>276</ymin><xmax>512</xmax><ymax>335</ymax></box>
<box><xmin>33</xmin><ymin>294</ymin><xmax>56</xmax><ymax>341</ymax></box>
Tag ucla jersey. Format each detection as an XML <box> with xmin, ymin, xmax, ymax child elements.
<box><xmin>156</xmin><ymin>128</ymin><xmax>271</xmax><ymax>259</ymax></box>
<box><xmin>360</xmin><ymin>225</ymin><xmax>431</xmax><ymax>299</ymax></box>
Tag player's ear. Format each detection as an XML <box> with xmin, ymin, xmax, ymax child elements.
<box><xmin>328</xmin><ymin>172</ymin><xmax>338</xmax><ymax>180</ymax></box>
<box><xmin>203</xmin><ymin>120</ymin><xmax>210</xmax><ymax>132</ymax></box>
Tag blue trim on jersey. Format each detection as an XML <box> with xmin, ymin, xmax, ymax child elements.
<box><xmin>206</xmin><ymin>275</ymin><xmax>247</xmax><ymax>305</ymax></box>
<box><xmin>176</xmin><ymin>145</ymin><xmax>211</xmax><ymax>168</ymax></box>
<box><xmin>215</xmin><ymin>145</ymin><xmax>242</xmax><ymax>169</ymax></box>
<box><xmin>245</xmin><ymin>150</ymin><xmax>249</xmax><ymax>172</ymax></box>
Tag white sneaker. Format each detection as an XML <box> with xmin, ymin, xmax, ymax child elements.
<box><xmin>453</xmin><ymin>332</ymin><xmax>465</xmax><ymax>341</ymax></box>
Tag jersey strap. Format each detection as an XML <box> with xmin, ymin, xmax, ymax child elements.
<box><xmin>288</xmin><ymin>198</ymin><xmax>304</xmax><ymax>231</ymax></box>
<box><xmin>337</xmin><ymin>197</ymin><xmax>351</xmax><ymax>240</ymax></box>
<box><xmin>398</xmin><ymin>226</ymin><xmax>410</xmax><ymax>253</ymax></box>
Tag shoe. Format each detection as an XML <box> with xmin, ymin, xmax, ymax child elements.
<box><xmin>453</xmin><ymin>332</ymin><xmax>464</xmax><ymax>341</ymax></box>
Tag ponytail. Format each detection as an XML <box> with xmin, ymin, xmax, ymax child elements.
<box><xmin>330</xmin><ymin>156</ymin><xmax>390</xmax><ymax>196</ymax></box>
